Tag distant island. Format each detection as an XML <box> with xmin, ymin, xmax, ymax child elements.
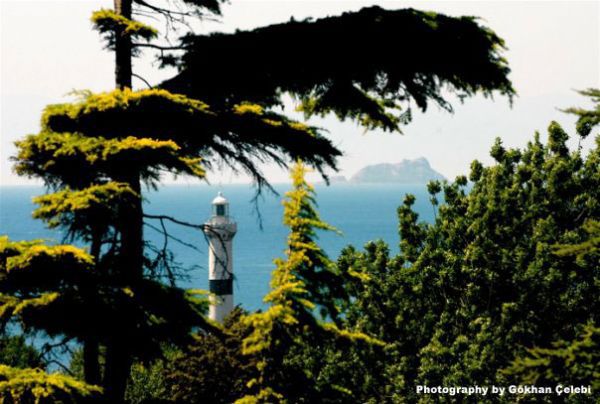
<box><xmin>351</xmin><ymin>158</ymin><xmax>445</xmax><ymax>184</ymax></box>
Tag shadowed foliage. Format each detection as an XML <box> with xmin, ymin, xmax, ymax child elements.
<box><xmin>6</xmin><ymin>3</ymin><xmax>517</xmax><ymax>401</ymax></box>
<box><xmin>333</xmin><ymin>115</ymin><xmax>600</xmax><ymax>402</ymax></box>
<box><xmin>0</xmin><ymin>336</ymin><xmax>43</xmax><ymax>370</ymax></box>
<box><xmin>162</xmin><ymin>308</ymin><xmax>257</xmax><ymax>404</ymax></box>
<box><xmin>0</xmin><ymin>235</ymin><xmax>213</xmax><ymax>368</ymax></box>
<box><xmin>163</xmin><ymin>6</ymin><xmax>514</xmax><ymax>132</ymax></box>
<box><xmin>565</xmin><ymin>88</ymin><xmax>600</xmax><ymax>139</ymax></box>
<box><xmin>501</xmin><ymin>92</ymin><xmax>600</xmax><ymax>393</ymax></box>
<box><xmin>31</xmin><ymin>183</ymin><xmax>137</xmax><ymax>243</ymax></box>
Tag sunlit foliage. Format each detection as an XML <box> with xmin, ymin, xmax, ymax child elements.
<box><xmin>0</xmin><ymin>234</ymin><xmax>212</xmax><ymax>365</ymax></box>
<box><xmin>0</xmin><ymin>365</ymin><xmax>102</xmax><ymax>403</ymax></box>
<box><xmin>5</xmin><ymin>3</ymin><xmax>518</xmax><ymax>401</ymax></box>
<box><xmin>92</xmin><ymin>8</ymin><xmax>158</xmax><ymax>51</ymax></box>
<box><xmin>15</xmin><ymin>88</ymin><xmax>340</xmax><ymax>189</ymax></box>
<box><xmin>237</xmin><ymin>163</ymin><xmax>382</xmax><ymax>403</ymax></box>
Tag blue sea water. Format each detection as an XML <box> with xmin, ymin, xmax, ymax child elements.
<box><xmin>0</xmin><ymin>184</ymin><xmax>434</xmax><ymax>311</ymax></box>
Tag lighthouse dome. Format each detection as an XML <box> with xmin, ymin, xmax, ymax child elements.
<box><xmin>211</xmin><ymin>192</ymin><xmax>230</xmax><ymax>218</ymax></box>
<box><xmin>212</xmin><ymin>192</ymin><xmax>228</xmax><ymax>205</ymax></box>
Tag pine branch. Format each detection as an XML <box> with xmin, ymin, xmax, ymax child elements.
<box><xmin>132</xmin><ymin>43</ymin><xmax>185</xmax><ymax>50</ymax></box>
<box><xmin>132</xmin><ymin>73</ymin><xmax>153</xmax><ymax>89</ymax></box>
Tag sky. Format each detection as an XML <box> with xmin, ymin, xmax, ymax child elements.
<box><xmin>1</xmin><ymin>0</ymin><xmax>599</xmax><ymax>185</ymax></box>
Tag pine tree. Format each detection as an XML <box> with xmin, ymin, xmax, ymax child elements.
<box><xmin>236</xmin><ymin>162</ymin><xmax>382</xmax><ymax>403</ymax></box>
<box><xmin>164</xmin><ymin>6</ymin><xmax>515</xmax><ymax>132</ymax></box>
<box><xmin>336</xmin><ymin>93</ymin><xmax>600</xmax><ymax>401</ymax></box>
<box><xmin>0</xmin><ymin>237</ymin><xmax>104</xmax><ymax>402</ymax></box>
<box><xmin>503</xmin><ymin>90</ymin><xmax>600</xmax><ymax>394</ymax></box>
<box><xmin>5</xmin><ymin>3</ymin><xmax>515</xmax><ymax>401</ymax></box>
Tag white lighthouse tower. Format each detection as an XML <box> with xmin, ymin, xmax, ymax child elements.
<box><xmin>204</xmin><ymin>192</ymin><xmax>237</xmax><ymax>322</ymax></box>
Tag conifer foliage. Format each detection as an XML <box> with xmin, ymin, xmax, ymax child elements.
<box><xmin>163</xmin><ymin>6</ymin><xmax>515</xmax><ymax>132</ymax></box>
<box><xmin>237</xmin><ymin>163</ymin><xmax>382</xmax><ymax>403</ymax></box>
<box><xmin>335</xmin><ymin>95</ymin><xmax>600</xmax><ymax>401</ymax></box>
<box><xmin>0</xmin><ymin>365</ymin><xmax>102</xmax><ymax>403</ymax></box>
<box><xmin>2</xmin><ymin>1</ymin><xmax>516</xmax><ymax>401</ymax></box>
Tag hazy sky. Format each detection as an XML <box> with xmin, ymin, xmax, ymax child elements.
<box><xmin>1</xmin><ymin>0</ymin><xmax>599</xmax><ymax>185</ymax></box>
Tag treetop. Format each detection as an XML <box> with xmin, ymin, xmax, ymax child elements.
<box><xmin>162</xmin><ymin>6</ymin><xmax>515</xmax><ymax>132</ymax></box>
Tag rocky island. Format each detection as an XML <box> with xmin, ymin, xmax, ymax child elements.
<box><xmin>350</xmin><ymin>158</ymin><xmax>445</xmax><ymax>184</ymax></box>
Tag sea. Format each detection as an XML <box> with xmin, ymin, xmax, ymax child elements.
<box><xmin>0</xmin><ymin>184</ymin><xmax>435</xmax><ymax>311</ymax></box>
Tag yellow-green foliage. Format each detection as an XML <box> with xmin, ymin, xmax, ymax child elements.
<box><xmin>40</xmin><ymin>88</ymin><xmax>210</xmax><ymax>131</ymax></box>
<box><xmin>0</xmin><ymin>365</ymin><xmax>102</xmax><ymax>403</ymax></box>
<box><xmin>555</xmin><ymin>220</ymin><xmax>600</xmax><ymax>259</ymax></box>
<box><xmin>5</xmin><ymin>245</ymin><xmax>93</xmax><ymax>274</ymax></box>
<box><xmin>15</xmin><ymin>87</ymin><xmax>338</xmax><ymax>190</ymax></box>
<box><xmin>261</xmin><ymin>119</ymin><xmax>282</xmax><ymax>127</ymax></box>
<box><xmin>0</xmin><ymin>238</ymin><xmax>92</xmax><ymax>274</ymax></box>
<box><xmin>0</xmin><ymin>293</ymin><xmax>60</xmax><ymax>324</ymax></box>
<box><xmin>0</xmin><ymin>236</ymin><xmax>213</xmax><ymax>364</ymax></box>
<box><xmin>37</xmin><ymin>87</ymin><xmax>325</xmax><ymax>153</ymax></box>
<box><xmin>236</xmin><ymin>162</ymin><xmax>381</xmax><ymax>403</ymax></box>
<box><xmin>15</xmin><ymin>132</ymin><xmax>205</xmax><ymax>185</ymax></box>
<box><xmin>233</xmin><ymin>103</ymin><xmax>264</xmax><ymax>116</ymax></box>
<box><xmin>33</xmin><ymin>182</ymin><xmax>137</xmax><ymax>229</ymax></box>
<box><xmin>38</xmin><ymin>88</ymin><xmax>319</xmax><ymax>144</ymax></box>
<box><xmin>288</xmin><ymin>122</ymin><xmax>309</xmax><ymax>132</ymax></box>
<box><xmin>320</xmin><ymin>322</ymin><xmax>384</xmax><ymax>346</ymax></box>
<box><xmin>505</xmin><ymin>324</ymin><xmax>600</xmax><ymax>390</ymax></box>
<box><xmin>240</xmin><ymin>163</ymin><xmax>332</xmax><ymax>352</ymax></box>
<box><xmin>0</xmin><ymin>239</ymin><xmax>93</xmax><ymax>325</ymax></box>
<box><xmin>0</xmin><ymin>237</ymin><xmax>44</xmax><ymax>260</ymax></box>
<box><xmin>91</xmin><ymin>8</ymin><xmax>157</xmax><ymax>49</ymax></box>
<box><xmin>236</xmin><ymin>387</ymin><xmax>283</xmax><ymax>404</ymax></box>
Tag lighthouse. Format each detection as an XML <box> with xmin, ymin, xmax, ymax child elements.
<box><xmin>204</xmin><ymin>192</ymin><xmax>237</xmax><ymax>322</ymax></box>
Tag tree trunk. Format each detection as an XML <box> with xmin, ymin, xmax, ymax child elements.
<box><xmin>114</xmin><ymin>0</ymin><xmax>132</xmax><ymax>90</ymax></box>
<box><xmin>103</xmin><ymin>176</ymin><xmax>143</xmax><ymax>401</ymax></box>
<box><xmin>104</xmin><ymin>339</ymin><xmax>133</xmax><ymax>402</ymax></box>
<box><xmin>83</xmin><ymin>231</ymin><xmax>102</xmax><ymax>386</ymax></box>
<box><xmin>103</xmin><ymin>0</ymin><xmax>141</xmax><ymax>401</ymax></box>
<box><xmin>83</xmin><ymin>338</ymin><xmax>101</xmax><ymax>385</ymax></box>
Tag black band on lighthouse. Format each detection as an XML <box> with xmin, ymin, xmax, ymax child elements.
<box><xmin>209</xmin><ymin>279</ymin><xmax>233</xmax><ymax>295</ymax></box>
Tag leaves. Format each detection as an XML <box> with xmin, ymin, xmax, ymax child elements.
<box><xmin>0</xmin><ymin>236</ymin><xmax>212</xmax><ymax>360</ymax></box>
<box><xmin>505</xmin><ymin>324</ymin><xmax>600</xmax><ymax>391</ymax></box>
<box><xmin>238</xmin><ymin>162</ymin><xmax>380</xmax><ymax>402</ymax></box>
<box><xmin>337</xmin><ymin>112</ymin><xmax>600</xmax><ymax>400</ymax></box>
<box><xmin>163</xmin><ymin>6</ymin><xmax>514</xmax><ymax>132</ymax></box>
<box><xmin>0</xmin><ymin>365</ymin><xmax>102</xmax><ymax>403</ymax></box>
<box><xmin>32</xmin><ymin>182</ymin><xmax>137</xmax><ymax>242</ymax></box>
<box><xmin>16</xmin><ymin>88</ymin><xmax>340</xmax><ymax>189</ymax></box>
<box><xmin>14</xmin><ymin>132</ymin><xmax>206</xmax><ymax>188</ymax></box>
<box><xmin>92</xmin><ymin>8</ymin><xmax>157</xmax><ymax>51</ymax></box>
<box><xmin>564</xmin><ymin>88</ymin><xmax>600</xmax><ymax>138</ymax></box>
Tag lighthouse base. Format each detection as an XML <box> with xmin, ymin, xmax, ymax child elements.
<box><xmin>209</xmin><ymin>294</ymin><xmax>233</xmax><ymax>323</ymax></box>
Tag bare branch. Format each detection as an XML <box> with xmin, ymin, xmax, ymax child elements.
<box><xmin>37</xmin><ymin>335</ymin><xmax>75</xmax><ymax>373</ymax></box>
<box><xmin>134</xmin><ymin>0</ymin><xmax>194</xmax><ymax>17</ymax></box>
<box><xmin>144</xmin><ymin>213</ymin><xmax>233</xmax><ymax>280</ymax></box>
<box><xmin>144</xmin><ymin>213</ymin><xmax>206</xmax><ymax>230</ymax></box>
<box><xmin>144</xmin><ymin>221</ymin><xmax>203</xmax><ymax>253</ymax></box>
<box><xmin>47</xmin><ymin>359</ymin><xmax>75</xmax><ymax>376</ymax></box>
<box><xmin>132</xmin><ymin>43</ymin><xmax>185</xmax><ymax>51</ymax></box>
<box><xmin>132</xmin><ymin>72</ymin><xmax>153</xmax><ymax>89</ymax></box>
